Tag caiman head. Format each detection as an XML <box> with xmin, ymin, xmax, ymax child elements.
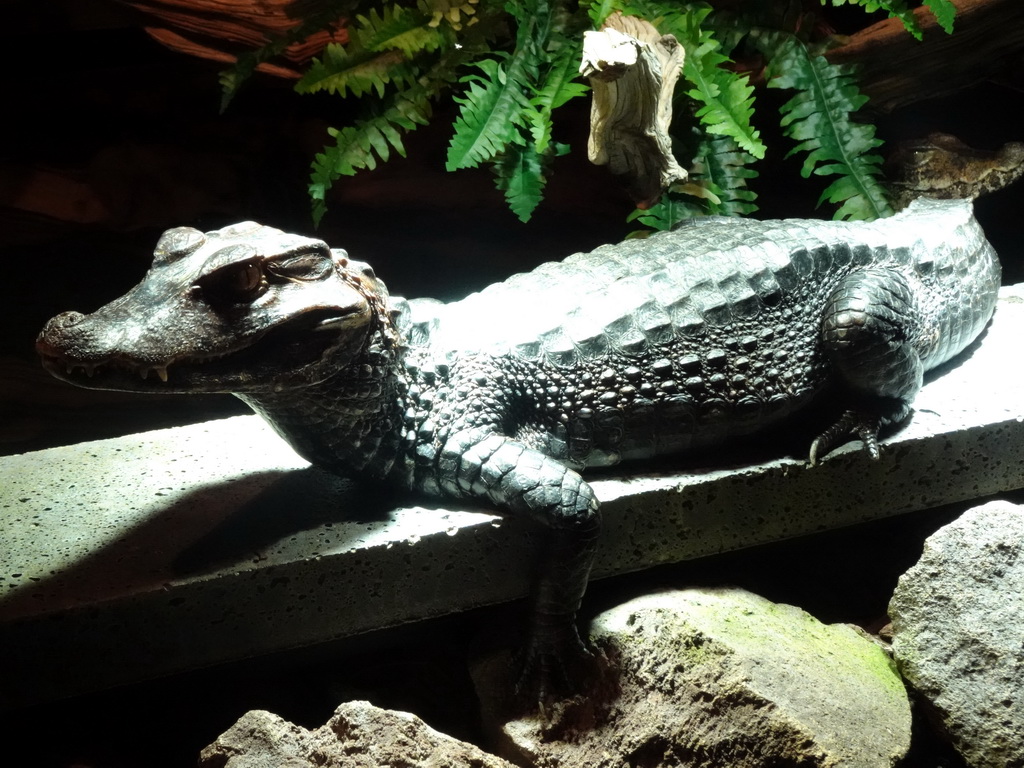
<box><xmin>37</xmin><ymin>222</ymin><xmax>395</xmax><ymax>393</ymax></box>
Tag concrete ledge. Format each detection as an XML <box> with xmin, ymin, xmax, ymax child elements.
<box><xmin>3</xmin><ymin>285</ymin><xmax>1024</xmax><ymax>708</ymax></box>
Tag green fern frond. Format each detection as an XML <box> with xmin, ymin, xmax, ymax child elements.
<box><xmin>218</xmin><ymin>3</ymin><xmax>348</xmax><ymax>111</ymax></box>
<box><xmin>494</xmin><ymin>143</ymin><xmax>547</xmax><ymax>222</ymax></box>
<box><xmin>698</xmin><ymin>134</ymin><xmax>759</xmax><ymax>216</ymax></box>
<box><xmin>587</xmin><ymin>0</ymin><xmax>619</xmax><ymax>27</ymax></box>
<box><xmin>681</xmin><ymin>9</ymin><xmax>765</xmax><ymax>160</ymax></box>
<box><xmin>531</xmin><ymin>40</ymin><xmax>589</xmax><ymax>113</ymax></box>
<box><xmin>826</xmin><ymin>1</ymin><xmax>921</xmax><ymax>38</ymax></box>
<box><xmin>446</xmin><ymin>0</ymin><xmax>558</xmax><ymax>172</ymax></box>
<box><xmin>309</xmin><ymin>81</ymin><xmax>435</xmax><ymax>224</ymax></box>
<box><xmin>626</xmin><ymin>192</ymin><xmax>704</xmax><ymax>232</ymax></box>
<box><xmin>757</xmin><ymin>30</ymin><xmax>891</xmax><ymax>220</ymax></box>
<box><xmin>627</xmin><ymin>133</ymin><xmax>758</xmax><ymax>231</ymax></box>
<box><xmin>922</xmin><ymin>0</ymin><xmax>956</xmax><ymax>33</ymax></box>
<box><xmin>356</xmin><ymin>4</ymin><xmax>447</xmax><ymax>55</ymax></box>
<box><xmin>297</xmin><ymin>43</ymin><xmax>418</xmax><ymax>98</ymax></box>
<box><xmin>443</xmin><ymin>0</ymin><xmax>585</xmax><ymax>219</ymax></box>
<box><xmin>220</xmin><ymin>38</ymin><xmax>291</xmax><ymax>111</ymax></box>
<box><xmin>527</xmin><ymin>42</ymin><xmax>588</xmax><ymax>153</ymax></box>
<box><xmin>424</xmin><ymin>0</ymin><xmax>481</xmax><ymax>31</ymax></box>
<box><xmin>229</xmin><ymin>2</ymin><xmax>446</xmax><ymax>106</ymax></box>
<box><xmin>476</xmin><ymin>0</ymin><xmax>587</xmax><ymax>220</ymax></box>
<box><xmin>445</xmin><ymin>57</ymin><xmax>534</xmax><ymax>170</ymax></box>
<box><xmin>824</xmin><ymin>0</ymin><xmax>955</xmax><ymax>39</ymax></box>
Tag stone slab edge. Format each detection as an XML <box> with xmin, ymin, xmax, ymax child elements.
<box><xmin>2</xmin><ymin>284</ymin><xmax>1022</xmax><ymax>708</ymax></box>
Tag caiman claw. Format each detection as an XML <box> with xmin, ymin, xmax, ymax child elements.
<box><xmin>808</xmin><ymin>401</ymin><xmax>912</xmax><ymax>466</ymax></box>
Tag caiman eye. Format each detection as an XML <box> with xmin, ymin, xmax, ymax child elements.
<box><xmin>907</xmin><ymin>148</ymin><xmax>935</xmax><ymax>167</ymax></box>
<box><xmin>198</xmin><ymin>260</ymin><xmax>266</xmax><ymax>305</ymax></box>
<box><xmin>266</xmin><ymin>251</ymin><xmax>334</xmax><ymax>281</ymax></box>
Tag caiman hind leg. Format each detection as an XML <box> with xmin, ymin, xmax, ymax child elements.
<box><xmin>811</xmin><ymin>267</ymin><xmax>925</xmax><ymax>464</ymax></box>
<box><xmin>438</xmin><ymin>428</ymin><xmax>601</xmax><ymax>700</ymax></box>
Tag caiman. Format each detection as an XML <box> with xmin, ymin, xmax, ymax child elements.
<box><xmin>885</xmin><ymin>132</ymin><xmax>1024</xmax><ymax>211</ymax></box>
<box><xmin>36</xmin><ymin>198</ymin><xmax>1001</xmax><ymax>696</ymax></box>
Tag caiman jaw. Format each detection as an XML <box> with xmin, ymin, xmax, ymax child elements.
<box><xmin>36</xmin><ymin>308</ymin><xmax>359</xmax><ymax>393</ymax></box>
<box><xmin>57</xmin><ymin>359</ymin><xmax>170</xmax><ymax>383</ymax></box>
<box><xmin>38</xmin><ymin>344</ymin><xmax>184</xmax><ymax>388</ymax></box>
<box><xmin>35</xmin><ymin>335</ymin><xmax>173</xmax><ymax>384</ymax></box>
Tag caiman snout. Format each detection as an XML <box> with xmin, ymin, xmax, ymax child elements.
<box><xmin>36</xmin><ymin>310</ymin><xmax>121</xmax><ymax>382</ymax></box>
<box><xmin>36</xmin><ymin>308</ymin><xmax>156</xmax><ymax>386</ymax></box>
<box><xmin>36</xmin><ymin>311</ymin><xmax>88</xmax><ymax>355</ymax></box>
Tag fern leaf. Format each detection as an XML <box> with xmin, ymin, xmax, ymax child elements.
<box><xmin>494</xmin><ymin>144</ymin><xmax>547</xmax><ymax>223</ymax></box>
<box><xmin>297</xmin><ymin>43</ymin><xmax>415</xmax><ymax>98</ymax></box>
<box><xmin>218</xmin><ymin>5</ymin><xmax>343</xmax><ymax>111</ymax></box>
<box><xmin>531</xmin><ymin>41</ymin><xmax>588</xmax><ymax>112</ymax></box>
<box><xmin>470</xmin><ymin>0</ymin><xmax>584</xmax><ymax>219</ymax></box>
<box><xmin>588</xmin><ymin>0</ymin><xmax>619</xmax><ymax>27</ymax></box>
<box><xmin>817</xmin><ymin>172</ymin><xmax>883</xmax><ymax>220</ymax></box>
<box><xmin>445</xmin><ymin>58</ymin><xmax>533</xmax><ymax>171</ymax></box>
<box><xmin>282</xmin><ymin>5</ymin><xmax>446</xmax><ymax>101</ymax></box>
<box><xmin>923</xmin><ymin>0</ymin><xmax>956</xmax><ymax>33</ymax></box>
<box><xmin>628</xmin><ymin>132</ymin><xmax>759</xmax><ymax>230</ymax></box>
<box><xmin>446</xmin><ymin>0</ymin><xmax>556</xmax><ymax>171</ymax></box>
<box><xmin>219</xmin><ymin>65</ymin><xmax>255</xmax><ymax>112</ymax></box>
<box><xmin>309</xmin><ymin>83</ymin><xmax>434</xmax><ymax>225</ymax></box>
<box><xmin>356</xmin><ymin>5</ymin><xmax>447</xmax><ymax>56</ymax></box>
<box><xmin>220</xmin><ymin>32</ymin><xmax>304</xmax><ymax>111</ymax></box>
<box><xmin>824</xmin><ymin>1</ymin><xmax>922</xmax><ymax>39</ymax></box>
<box><xmin>527</xmin><ymin>42</ymin><xmax>588</xmax><ymax>153</ymax></box>
<box><xmin>758</xmin><ymin>31</ymin><xmax>891</xmax><ymax>220</ymax></box>
<box><xmin>687</xmin><ymin>68</ymin><xmax>763</xmax><ymax>159</ymax></box>
<box><xmin>677</xmin><ymin>8</ymin><xmax>766</xmax><ymax>160</ymax></box>
<box><xmin>626</xmin><ymin>193</ymin><xmax>704</xmax><ymax>232</ymax></box>
<box><xmin>442</xmin><ymin>0</ymin><xmax>570</xmax><ymax>222</ymax></box>
<box><xmin>424</xmin><ymin>0</ymin><xmax>481</xmax><ymax>31</ymax></box>
<box><xmin>698</xmin><ymin>134</ymin><xmax>759</xmax><ymax>216</ymax></box>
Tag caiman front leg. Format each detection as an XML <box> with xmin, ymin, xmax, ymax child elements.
<box><xmin>437</xmin><ymin>427</ymin><xmax>601</xmax><ymax>699</ymax></box>
<box><xmin>811</xmin><ymin>267</ymin><xmax>925</xmax><ymax>464</ymax></box>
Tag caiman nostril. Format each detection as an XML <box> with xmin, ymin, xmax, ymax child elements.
<box><xmin>48</xmin><ymin>311</ymin><xmax>86</xmax><ymax>331</ymax></box>
<box><xmin>36</xmin><ymin>311</ymin><xmax>87</xmax><ymax>352</ymax></box>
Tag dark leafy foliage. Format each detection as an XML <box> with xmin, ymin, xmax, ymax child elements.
<box><xmin>218</xmin><ymin>0</ymin><xmax>956</xmax><ymax>226</ymax></box>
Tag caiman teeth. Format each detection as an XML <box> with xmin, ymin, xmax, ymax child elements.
<box><xmin>137</xmin><ymin>366</ymin><xmax>170</xmax><ymax>382</ymax></box>
<box><xmin>65</xmin><ymin>362</ymin><xmax>99</xmax><ymax>377</ymax></box>
<box><xmin>53</xmin><ymin>357</ymin><xmax>174</xmax><ymax>383</ymax></box>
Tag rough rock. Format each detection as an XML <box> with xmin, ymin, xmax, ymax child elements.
<box><xmin>476</xmin><ymin>588</ymin><xmax>910</xmax><ymax>768</ymax></box>
<box><xmin>198</xmin><ymin>700</ymin><xmax>515</xmax><ymax>768</ymax></box>
<box><xmin>889</xmin><ymin>499</ymin><xmax>1024</xmax><ymax>768</ymax></box>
